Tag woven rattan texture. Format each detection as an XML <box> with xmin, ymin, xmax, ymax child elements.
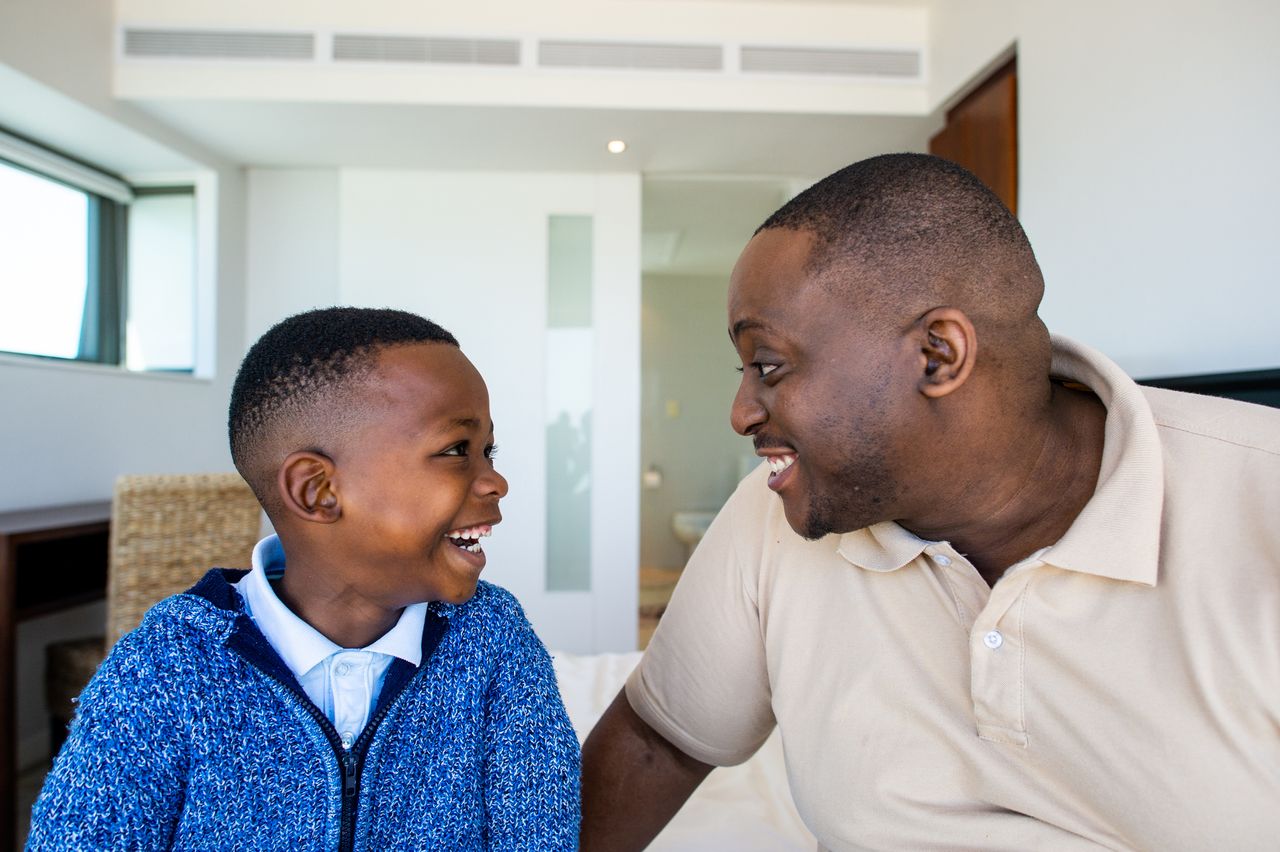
<box><xmin>47</xmin><ymin>473</ymin><xmax>261</xmax><ymax>725</ymax></box>
<box><xmin>105</xmin><ymin>473</ymin><xmax>261</xmax><ymax>646</ymax></box>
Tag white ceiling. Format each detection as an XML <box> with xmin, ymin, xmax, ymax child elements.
<box><xmin>130</xmin><ymin>98</ymin><xmax>939</xmax><ymax>175</ymax></box>
<box><xmin>127</xmin><ymin>98</ymin><xmax>939</xmax><ymax>279</ymax></box>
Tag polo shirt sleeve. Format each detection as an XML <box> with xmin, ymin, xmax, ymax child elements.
<box><xmin>625</xmin><ymin>473</ymin><xmax>776</xmax><ymax>766</ymax></box>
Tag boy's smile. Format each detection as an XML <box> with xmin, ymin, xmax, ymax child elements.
<box><xmin>276</xmin><ymin>341</ymin><xmax>508</xmax><ymax>646</ymax></box>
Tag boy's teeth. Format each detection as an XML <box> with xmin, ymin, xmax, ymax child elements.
<box><xmin>446</xmin><ymin>525</ymin><xmax>493</xmax><ymax>540</ymax></box>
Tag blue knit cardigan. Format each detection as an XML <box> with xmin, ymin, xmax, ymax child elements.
<box><xmin>27</xmin><ymin>570</ymin><xmax>581</xmax><ymax>851</ymax></box>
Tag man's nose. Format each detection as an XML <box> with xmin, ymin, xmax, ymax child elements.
<box><xmin>730</xmin><ymin>381</ymin><xmax>766</xmax><ymax>436</ymax></box>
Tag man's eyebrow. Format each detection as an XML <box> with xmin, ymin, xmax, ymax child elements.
<box><xmin>730</xmin><ymin>318</ymin><xmax>770</xmax><ymax>341</ymax></box>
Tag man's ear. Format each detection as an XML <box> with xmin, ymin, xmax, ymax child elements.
<box><xmin>277</xmin><ymin>451</ymin><xmax>341</xmax><ymax>524</ymax></box>
<box><xmin>916</xmin><ymin>307</ymin><xmax>977</xmax><ymax>399</ymax></box>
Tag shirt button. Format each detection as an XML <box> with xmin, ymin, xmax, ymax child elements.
<box><xmin>335</xmin><ymin>662</ymin><xmax>351</xmax><ymax>677</ymax></box>
<box><xmin>933</xmin><ymin>554</ymin><xmax>952</xmax><ymax>566</ymax></box>
<box><xmin>983</xmin><ymin>630</ymin><xmax>1004</xmax><ymax>650</ymax></box>
<box><xmin>340</xmin><ymin>732</ymin><xmax>354</xmax><ymax>749</ymax></box>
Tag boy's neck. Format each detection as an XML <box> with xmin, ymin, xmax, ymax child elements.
<box><xmin>272</xmin><ymin>564</ymin><xmax>404</xmax><ymax>650</ymax></box>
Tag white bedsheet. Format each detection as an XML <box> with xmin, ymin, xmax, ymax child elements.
<box><xmin>552</xmin><ymin>651</ymin><xmax>817</xmax><ymax>851</ymax></box>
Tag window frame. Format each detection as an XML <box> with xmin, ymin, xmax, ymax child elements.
<box><xmin>0</xmin><ymin>126</ymin><xmax>199</xmax><ymax>374</ymax></box>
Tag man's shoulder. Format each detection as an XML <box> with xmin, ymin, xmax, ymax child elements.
<box><xmin>1141</xmin><ymin>386</ymin><xmax>1280</xmax><ymax>458</ymax></box>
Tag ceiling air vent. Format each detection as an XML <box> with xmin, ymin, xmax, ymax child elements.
<box><xmin>741</xmin><ymin>45</ymin><xmax>920</xmax><ymax>79</ymax></box>
<box><xmin>122</xmin><ymin>28</ymin><xmax>314</xmax><ymax>60</ymax></box>
<box><xmin>333</xmin><ymin>35</ymin><xmax>520</xmax><ymax>66</ymax></box>
<box><xmin>539</xmin><ymin>40</ymin><xmax>721</xmax><ymax>72</ymax></box>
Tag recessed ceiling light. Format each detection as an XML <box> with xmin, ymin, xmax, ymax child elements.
<box><xmin>607</xmin><ymin>139</ymin><xmax>627</xmax><ymax>154</ymax></box>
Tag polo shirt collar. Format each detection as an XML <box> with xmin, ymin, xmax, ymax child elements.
<box><xmin>834</xmin><ymin>335</ymin><xmax>1163</xmax><ymax>586</ymax></box>
<box><xmin>239</xmin><ymin>535</ymin><xmax>427</xmax><ymax>680</ymax></box>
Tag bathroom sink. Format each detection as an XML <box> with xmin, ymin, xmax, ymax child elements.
<box><xmin>672</xmin><ymin>511</ymin><xmax>717</xmax><ymax>548</ymax></box>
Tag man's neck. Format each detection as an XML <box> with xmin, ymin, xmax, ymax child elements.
<box><xmin>904</xmin><ymin>383</ymin><xmax>1108</xmax><ymax>586</ymax></box>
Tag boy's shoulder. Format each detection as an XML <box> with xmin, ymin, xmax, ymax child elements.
<box><xmin>115</xmin><ymin>568</ymin><xmax>247</xmax><ymax>656</ymax></box>
<box><xmin>448</xmin><ymin>580</ymin><xmax>530</xmax><ymax>627</ymax></box>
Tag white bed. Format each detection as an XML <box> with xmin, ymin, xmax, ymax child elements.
<box><xmin>552</xmin><ymin>651</ymin><xmax>816</xmax><ymax>851</ymax></box>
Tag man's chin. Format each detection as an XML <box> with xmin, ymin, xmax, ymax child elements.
<box><xmin>782</xmin><ymin>500</ymin><xmax>832</xmax><ymax>541</ymax></box>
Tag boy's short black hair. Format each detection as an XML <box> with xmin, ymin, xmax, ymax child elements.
<box><xmin>228</xmin><ymin>306</ymin><xmax>458</xmax><ymax>510</ymax></box>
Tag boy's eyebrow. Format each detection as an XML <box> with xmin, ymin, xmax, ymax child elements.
<box><xmin>438</xmin><ymin>417</ymin><xmax>480</xmax><ymax>432</ymax></box>
<box><xmin>431</xmin><ymin>417</ymin><xmax>495</xmax><ymax>435</ymax></box>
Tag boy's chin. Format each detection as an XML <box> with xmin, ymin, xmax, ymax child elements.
<box><xmin>434</xmin><ymin>581</ymin><xmax>481</xmax><ymax>606</ymax></box>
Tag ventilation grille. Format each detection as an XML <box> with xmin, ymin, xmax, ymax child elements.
<box><xmin>123</xmin><ymin>28</ymin><xmax>314</xmax><ymax>60</ymax></box>
<box><xmin>741</xmin><ymin>45</ymin><xmax>920</xmax><ymax>78</ymax></box>
<box><xmin>120</xmin><ymin>27</ymin><xmax>923</xmax><ymax>80</ymax></box>
<box><xmin>539</xmin><ymin>40</ymin><xmax>722</xmax><ymax>71</ymax></box>
<box><xmin>333</xmin><ymin>34</ymin><xmax>520</xmax><ymax>66</ymax></box>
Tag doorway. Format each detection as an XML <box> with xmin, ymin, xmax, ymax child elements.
<box><xmin>637</xmin><ymin>176</ymin><xmax>799</xmax><ymax>645</ymax></box>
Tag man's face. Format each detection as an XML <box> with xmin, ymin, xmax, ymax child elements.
<box><xmin>330</xmin><ymin>343</ymin><xmax>508</xmax><ymax>606</ymax></box>
<box><xmin>728</xmin><ymin>228</ymin><xmax>915</xmax><ymax>539</ymax></box>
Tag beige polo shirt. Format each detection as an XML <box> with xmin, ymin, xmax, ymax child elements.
<box><xmin>627</xmin><ymin>336</ymin><xmax>1280</xmax><ymax>851</ymax></box>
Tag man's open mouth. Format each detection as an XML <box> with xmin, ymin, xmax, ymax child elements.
<box><xmin>765</xmin><ymin>454</ymin><xmax>797</xmax><ymax>475</ymax></box>
<box><xmin>445</xmin><ymin>525</ymin><xmax>492</xmax><ymax>554</ymax></box>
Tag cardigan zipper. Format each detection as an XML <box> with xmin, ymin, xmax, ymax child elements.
<box><xmin>235</xmin><ymin>661</ymin><xmax>371</xmax><ymax>852</ymax></box>
<box><xmin>339</xmin><ymin>750</ymin><xmax>359</xmax><ymax>852</ymax></box>
<box><xmin>240</xmin><ymin>657</ymin><xmax>421</xmax><ymax>852</ymax></box>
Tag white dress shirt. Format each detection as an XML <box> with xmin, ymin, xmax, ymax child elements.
<box><xmin>235</xmin><ymin>535</ymin><xmax>427</xmax><ymax>749</ymax></box>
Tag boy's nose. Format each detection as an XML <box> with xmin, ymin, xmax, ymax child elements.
<box><xmin>477</xmin><ymin>467</ymin><xmax>509</xmax><ymax>500</ymax></box>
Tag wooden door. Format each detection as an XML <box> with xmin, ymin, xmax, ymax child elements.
<box><xmin>930</xmin><ymin>58</ymin><xmax>1018</xmax><ymax>214</ymax></box>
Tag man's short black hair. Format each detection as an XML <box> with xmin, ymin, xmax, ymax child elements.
<box><xmin>228</xmin><ymin>306</ymin><xmax>458</xmax><ymax>508</ymax></box>
<box><xmin>757</xmin><ymin>153</ymin><xmax>1042</xmax><ymax>331</ymax></box>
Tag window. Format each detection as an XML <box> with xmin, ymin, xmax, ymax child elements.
<box><xmin>0</xmin><ymin>128</ymin><xmax>197</xmax><ymax>372</ymax></box>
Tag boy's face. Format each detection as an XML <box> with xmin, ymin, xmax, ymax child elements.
<box><xmin>328</xmin><ymin>342</ymin><xmax>508</xmax><ymax>607</ymax></box>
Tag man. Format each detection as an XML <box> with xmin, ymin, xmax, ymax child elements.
<box><xmin>581</xmin><ymin>154</ymin><xmax>1280</xmax><ymax>850</ymax></box>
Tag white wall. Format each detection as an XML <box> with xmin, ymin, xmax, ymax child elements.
<box><xmin>246</xmin><ymin>169</ymin><xmax>341</xmax><ymax>341</ymax></box>
<box><xmin>1016</xmin><ymin>0</ymin><xmax>1280</xmax><ymax>377</ymax></box>
<box><xmin>927</xmin><ymin>0</ymin><xmax>1280</xmax><ymax>378</ymax></box>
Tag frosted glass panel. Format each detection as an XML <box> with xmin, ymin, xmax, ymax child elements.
<box><xmin>546</xmin><ymin>215</ymin><xmax>592</xmax><ymax>592</ymax></box>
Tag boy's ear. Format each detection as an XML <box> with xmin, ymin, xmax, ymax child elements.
<box><xmin>277</xmin><ymin>451</ymin><xmax>341</xmax><ymax>524</ymax></box>
<box><xmin>916</xmin><ymin>307</ymin><xmax>977</xmax><ymax>399</ymax></box>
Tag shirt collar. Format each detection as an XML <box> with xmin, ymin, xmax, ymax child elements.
<box><xmin>236</xmin><ymin>535</ymin><xmax>427</xmax><ymax>681</ymax></box>
<box><xmin>834</xmin><ymin>335</ymin><xmax>1163</xmax><ymax>586</ymax></box>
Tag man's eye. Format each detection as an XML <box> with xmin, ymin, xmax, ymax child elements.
<box><xmin>442</xmin><ymin>443</ymin><xmax>467</xmax><ymax>457</ymax></box>
<box><xmin>484</xmin><ymin>443</ymin><xmax>499</xmax><ymax>461</ymax></box>
<box><xmin>734</xmin><ymin>363</ymin><xmax>779</xmax><ymax>378</ymax></box>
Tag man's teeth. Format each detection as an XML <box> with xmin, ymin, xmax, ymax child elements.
<box><xmin>766</xmin><ymin>454</ymin><xmax>797</xmax><ymax>475</ymax></box>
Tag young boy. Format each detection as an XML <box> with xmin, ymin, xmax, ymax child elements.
<box><xmin>28</xmin><ymin>307</ymin><xmax>580</xmax><ymax>850</ymax></box>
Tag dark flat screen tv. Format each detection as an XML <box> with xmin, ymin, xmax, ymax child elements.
<box><xmin>1139</xmin><ymin>368</ymin><xmax>1280</xmax><ymax>410</ymax></box>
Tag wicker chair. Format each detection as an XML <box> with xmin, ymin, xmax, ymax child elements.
<box><xmin>44</xmin><ymin>473</ymin><xmax>262</xmax><ymax>751</ymax></box>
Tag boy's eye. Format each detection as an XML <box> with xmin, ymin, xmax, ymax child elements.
<box><xmin>441</xmin><ymin>441</ymin><xmax>499</xmax><ymax>460</ymax></box>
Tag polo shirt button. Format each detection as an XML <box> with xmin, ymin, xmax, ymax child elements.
<box><xmin>335</xmin><ymin>662</ymin><xmax>351</xmax><ymax>676</ymax></box>
<box><xmin>983</xmin><ymin>630</ymin><xmax>1004</xmax><ymax>650</ymax></box>
<box><xmin>933</xmin><ymin>554</ymin><xmax>952</xmax><ymax>566</ymax></box>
